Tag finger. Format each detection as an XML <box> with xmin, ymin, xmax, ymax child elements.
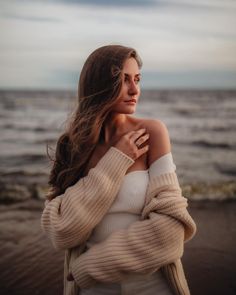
<box><xmin>137</xmin><ymin>144</ymin><xmax>149</xmax><ymax>157</ymax></box>
<box><xmin>135</xmin><ymin>133</ymin><xmax>149</xmax><ymax>147</ymax></box>
<box><xmin>129</xmin><ymin>128</ymin><xmax>147</xmax><ymax>141</ymax></box>
<box><xmin>125</xmin><ymin>128</ymin><xmax>146</xmax><ymax>139</ymax></box>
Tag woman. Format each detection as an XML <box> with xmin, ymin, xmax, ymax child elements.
<box><xmin>41</xmin><ymin>45</ymin><xmax>196</xmax><ymax>295</ymax></box>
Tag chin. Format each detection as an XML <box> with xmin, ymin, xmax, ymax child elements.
<box><xmin>112</xmin><ymin>105</ymin><xmax>137</xmax><ymax>115</ymax></box>
<box><xmin>123</xmin><ymin>107</ymin><xmax>136</xmax><ymax>114</ymax></box>
<box><xmin>127</xmin><ymin>109</ymin><xmax>136</xmax><ymax>114</ymax></box>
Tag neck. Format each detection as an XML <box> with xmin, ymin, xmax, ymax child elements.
<box><xmin>103</xmin><ymin>113</ymin><xmax>130</xmax><ymax>145</ymax></box>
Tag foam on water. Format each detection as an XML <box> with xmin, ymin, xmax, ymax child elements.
<box><xmin>1</xmin><ymin>89</ymin><xmax>236</xmax><ymax>201</ymax></box>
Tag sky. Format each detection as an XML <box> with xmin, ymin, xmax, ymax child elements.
<box><xmin>0</xmin><ymin>0</ymin><xmax>236</xmax><ymax>90</ymax></box>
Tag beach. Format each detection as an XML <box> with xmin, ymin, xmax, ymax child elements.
<box><xmin>0</xmin><ymin>89</ymin><xmax>235</xmax><ymax>294</ymax></box>
<box><xmin>0</xmin><ymin>199</ymin><xmax>235</xmax><ymax>295</ymax></box>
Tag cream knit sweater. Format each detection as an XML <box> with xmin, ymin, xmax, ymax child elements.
<box><xmin>41</xmin><ymin>147</ymin><xmax>196</xmax><ymax>295</ymax></box>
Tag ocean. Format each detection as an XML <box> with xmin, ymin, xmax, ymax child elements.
<box><xmin>0</xmin><ymin>89</ymin><xmax>235</xmax><ymax>201</ymax></box>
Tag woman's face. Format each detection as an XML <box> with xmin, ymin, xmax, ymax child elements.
<box><xmin>112</xmin><ymin>57</ymin><xmax>141</xmax><ymax>114</ymax></box>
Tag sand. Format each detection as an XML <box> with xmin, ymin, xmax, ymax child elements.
<box><xmin>0</xmin><ymin>199</ymin><xmax>235</xmax><ymax>295</ymax></box>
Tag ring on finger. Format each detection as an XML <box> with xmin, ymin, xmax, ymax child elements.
<box><xmin>135</xmin><ymin>141</ymin><xmax>140</xmax><ymax>148</ymax></box>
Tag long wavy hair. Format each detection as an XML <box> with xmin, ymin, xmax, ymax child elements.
<box><xmin>47</xmin><ymin>45</ymin><xmax>142</xmax><ymax>200</ymax></box>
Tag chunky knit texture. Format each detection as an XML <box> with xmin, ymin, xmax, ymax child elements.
<box><xmin>41</xmin><ymin>147</ymin><xmax>134</xmax><ymax>250</ymax></box>
<box><xmin>41</xmin><ymin>147</ymin><xmax>196</xmax><ymax>295</ymax></box>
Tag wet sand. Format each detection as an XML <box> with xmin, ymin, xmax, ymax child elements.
<box><xmin>0</xmin><ymin>200</ymin><xmax>235</xmax><ymax>295</ymax></box>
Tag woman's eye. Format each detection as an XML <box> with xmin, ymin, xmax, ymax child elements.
<box><xmin>124</xmin><ymin>77</ymin><xmax>140</xmax><ymax>84</ymax></box>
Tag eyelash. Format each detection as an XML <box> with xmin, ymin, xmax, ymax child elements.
<box><xmin>124</xmin><ymin>77</ymin><xmax>140</xmax><ymax>84</ymax></box>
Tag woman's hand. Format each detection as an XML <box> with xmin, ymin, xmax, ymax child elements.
<box><xmin>114</xmin><ymin>128</ymin><xmax>149</xmax><ymax>160</ymax></box>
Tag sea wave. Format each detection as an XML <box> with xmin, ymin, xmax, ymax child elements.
<box><xmin>0</xmin><ymin>170</ymin><xmax>235</xmax><ymax>204</ymax></box>
<box><xmin>192</xmin><ymin>140</ymin><xmax>234</xmax><ymax>149</ymax></box>
<box><xmin>1</xmin><ymin>89</ymin><xmax>235</xmax><ymax>202</ymax></box>
<box><xmin>182</xmin><ymin>181</ymin><xmax>236</xmax><ymax>202</ymax></box>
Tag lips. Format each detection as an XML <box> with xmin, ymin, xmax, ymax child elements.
<box><xmin>124</xmin><ymin>99</ymin><xmax>136</xmax><ymax>103</ymax></box>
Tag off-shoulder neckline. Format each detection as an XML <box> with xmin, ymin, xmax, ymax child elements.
<box><xmin>124</xmin><ymin>152</ymin><xmax>172</xmax><ymax>178</ymax></box>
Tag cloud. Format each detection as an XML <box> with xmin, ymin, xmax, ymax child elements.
<box><xmin>0</xmin><ymin>0</ymin><xmax>236</xmax><ymax>89</ymax></box>
<box><xmin>37</xmin><ymin>0</ymin><xmax>236</xmax><ymax>11</ymax></box>
<box><xmin>2</xmin><ymin>13</ymin><xmax>62</xmax><ymax>23</ymax></box>
<box><xmin>33</xmin><ymin>0</ymin><xmax>157</xmax><ymax>7</ymax></box>
<box><xmin>65</xmin><ymin>0</ymin><xmax>155</xmax><ymax>6</ymax></box>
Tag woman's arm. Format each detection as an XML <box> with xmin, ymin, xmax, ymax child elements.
<box><xmin>41</xmin><ymin>128</ymin><xmax>150</xmax><ymax>250</ymax></box>
<box><xmin>41</xmin><ymin>147</ymin><xmax>134</xmax><ymax>250</ymax></box>
<box><xmin>69</xmin><ymin>172</ymin><xmax>196</xmax><ymax>288</ymax></box>
<box><xmin>69</xmin><ymin>120</ymin><xmax>196</xmax><ymax>288</ymax></box>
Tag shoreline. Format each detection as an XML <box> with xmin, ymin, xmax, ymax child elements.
<box><xmin>0</xmin><ymin>176</ymin><xmax>235</xmax><ymax>203</ymax></box>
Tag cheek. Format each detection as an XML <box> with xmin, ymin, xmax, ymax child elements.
<box><xmin>112</xmin><ymin>98</ymin><xmax>124</xmax><ymax>110</ymax></box>
<box><xmin>116</xmin><ymin>84</ymin><xmax>125</xmax><ymax>97</ymax></box>
<box><xmin>120</xmin><ymin>84</ymin><xmax>128</xmax><ymax>94</ymax></box>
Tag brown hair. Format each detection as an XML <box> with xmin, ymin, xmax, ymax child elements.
<box><xmin>47</xmin><ymin>45</ymin><xmax>142</xmax><ymax>200</ymax></box>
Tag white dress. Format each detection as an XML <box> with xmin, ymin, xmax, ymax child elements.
<box><xmin>80</xmin><ymin>153</ymin><xmax>176</xmax><ymax>295</ymax></box>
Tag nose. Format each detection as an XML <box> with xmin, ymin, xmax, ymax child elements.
<box><xmin>128</xmin><ymin>80</ymin><xmax>139</xmax><ymax>96</ymax></box>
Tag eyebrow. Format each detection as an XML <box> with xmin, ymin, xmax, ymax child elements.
<box><xmin>124</xmin><ymin>73</ymin><xmax>141</xmax><ymax>77</ymax></box>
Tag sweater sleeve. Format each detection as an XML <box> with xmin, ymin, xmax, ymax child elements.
<box><xmin>41</xmin><ymin>147</ymin><xmax>134</xmax><ymax>250</ymax></box>
<box><xmin>70</xmin><ymin>172</ymin><xmax>196</xmax><ymax>289</ymax></box>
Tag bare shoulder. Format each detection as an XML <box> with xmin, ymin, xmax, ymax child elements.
<box><xmin>134</xmin><ymin>117</ymin><xmax>171</xmax><ymax>166</ymax></box>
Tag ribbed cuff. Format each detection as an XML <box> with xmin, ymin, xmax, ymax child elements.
<box><xmin>149</xmin><ymin>172</ymin><xmax>180</xmax><ymax>189</ymax></box>
<box><xmin>110</xmin><ymin>146</ymin><xmax>135</xmax><ymax>164</ymax></box>
<box><xmin>94</xmin><ymin>146</ymin><xmax>135</xmax><ymax>180</ymax></box>
<box><xmin>71</xmin><ymin>259</ymin><xmax>94</xmax><ymax>289</ymax></box>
